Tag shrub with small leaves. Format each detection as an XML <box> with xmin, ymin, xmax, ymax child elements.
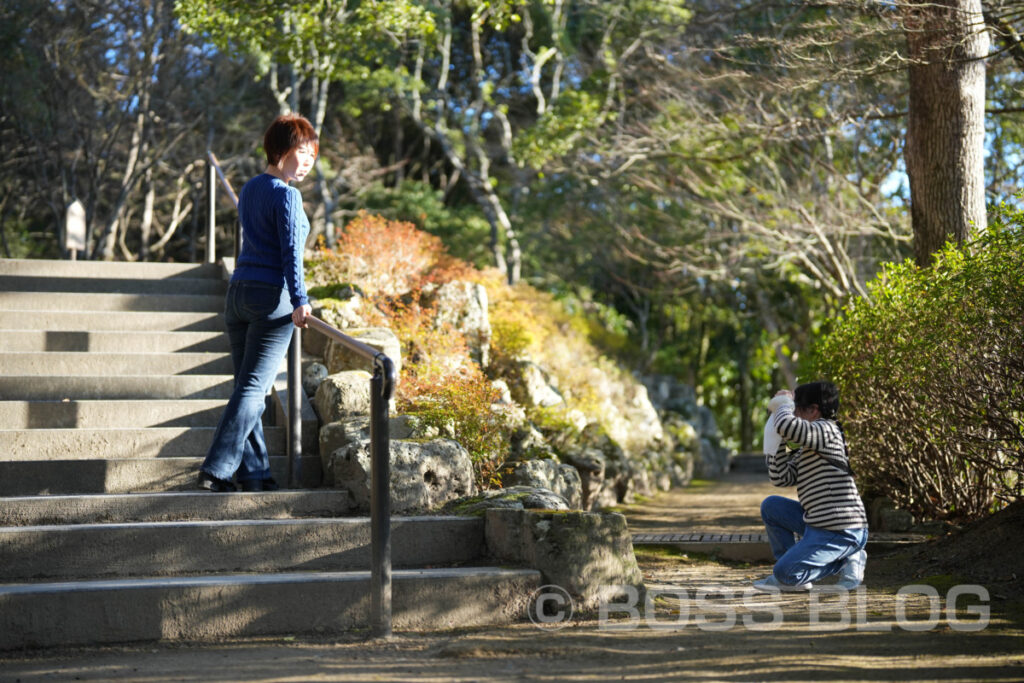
<box><xmin>813</xmin><ymin>200</ymin><xmax>1024</xmax><ymax>522</ymax></box>
<box><xmin>397</xmin><ymin>366</ymin><xmax>510</xmax><ymax>490</ymax></box>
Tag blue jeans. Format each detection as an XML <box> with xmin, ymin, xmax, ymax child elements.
<box><xmin>200</xmin><ymin>281</ymin><xmax>294</xmax><ymax>484</ymax></box>
<box><xmin>760</xmin><ymin>495</ymin><xmax>868</xmax><ymax>586</ymax></box>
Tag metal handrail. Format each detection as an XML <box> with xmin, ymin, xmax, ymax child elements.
<box><xmin>205</xmin><ymin>151</ymin><xmax>396</xmax><ymax>638</ymax></box>
<box><xmin>307</xmin><ymin>316</ymin><xmax>397</xmax><ymax>638</ymax></box>
<box><xmin>206</xmin><ymin>151</ymin><xmax>240</xmax><ymax>260</ymax></box>
<box><xmin>207</xmin><ymin>150</ymin><xmax>239</xmax><ymax>207</ymax></box>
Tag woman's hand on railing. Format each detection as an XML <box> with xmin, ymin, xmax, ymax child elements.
<box><xmin>292</xmin><ymin>304</ymin><xmax>312</xmax><ymax>328</ymax></box>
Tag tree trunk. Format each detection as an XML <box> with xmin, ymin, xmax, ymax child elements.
<box><xmin>737</xmin><ymin>338</ymin><xmax>753</xmax><ymax>454</ymax></box>
<box><xmin>902</xmin><ymin>0</ymin><xmax>989</xmax><ymax>267</ymax></box>
<box><xmin>755</xmin><ymin>290</ymin><xmax>798</xmax><ymax>389</ymax></box>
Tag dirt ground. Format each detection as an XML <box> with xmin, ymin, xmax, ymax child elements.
<box><xmin>2</xmin><ymin>483</ymin><xmax>1023</xmax><ymax>682</ymax></box>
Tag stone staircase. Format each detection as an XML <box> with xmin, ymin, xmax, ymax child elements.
<box><xmin>0</xmin><ymin>258</ymin><xmax>539</xmax><ymax>650</ymax></box>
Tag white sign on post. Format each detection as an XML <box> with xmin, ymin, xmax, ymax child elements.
<box><xmin>65</xmin><ymin>199</ymin><xmax>86</xmax><ymax>259</ymax></box>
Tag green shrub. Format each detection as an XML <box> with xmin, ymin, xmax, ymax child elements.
<box><xmin>397</xmin><ymin>368</ymin><xmax>510</xmax><ymax>490</ymax></box>
<box><xmin>813</xmin><ymin>201</ymin><xmax>1024</xmax><ymax>522</ymax></box>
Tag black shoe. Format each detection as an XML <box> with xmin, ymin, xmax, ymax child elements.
<box><xmin>240</xmin><ymin>478</ymin><xmax>280</xmax><ymax>492</ymax></box>
<box><xmin>197</xmin><ymin>471</ymin><xmax>236</xmax><ymax>492</ymax></box>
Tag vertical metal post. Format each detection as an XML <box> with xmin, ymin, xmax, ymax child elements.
<box><xmin>287</xmin><ymin>328</ymin><xmax>302</xmax><ymax>488</ymax></box>
<box><xmin>206</xmin><ymin>161</ymin><xmax>217</xmax><ymax>264</ymax></box>
<box><xmin>370</xmin><ymin>363</ymin><xmax>392</xmax><ymax>638</ymax></box>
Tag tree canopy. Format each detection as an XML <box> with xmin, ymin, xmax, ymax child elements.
<box><xmin>3</xmin><ymin>0</ymin><xmax>1024</xmax><ymax>456</ymax></box>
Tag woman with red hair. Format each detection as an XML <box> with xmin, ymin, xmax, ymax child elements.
<box><xmin>198</xmin><ymin>113</ymin><xmax>319</xmax><ymax>492</ymax></box>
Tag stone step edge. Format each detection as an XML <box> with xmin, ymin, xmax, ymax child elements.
<box><xmin>1</xmin><ymin>514</ymin><xmax>480</xmax><ymax>533</ymax></box>
<box><xmin>0</xmin><ymin>566</ymin><xmax>539</xmax><ymax>595</ymax></box>
<box><xmin>0</xmin><ymin>490</ymin><xmax>353</xmax><ymax>525</ymax></box>
<box><xmin>0</xmin><ymin>567</ymin><xmax>541</xmax><ymax>650</ymax></box>
<box><xmin>0</xmin><ymin>455</ymin><xmax>324</xmax><ymax>495</ymax></box>
<box><xmin>0</xmin><ymin>258</ymin><xmax>223</xmax><ymax>275</ymax></box>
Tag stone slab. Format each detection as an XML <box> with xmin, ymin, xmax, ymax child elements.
<box><xmin>0</xmin><ymin>490</ymin><xmax>353</xmax><ymax>526</ymax></box>
<box><xmin>0</xmin><ymin>426</ymin><xmax>285</xmax><ymax>459</ymax></box>
<box><xmin>0</xmin><ymin>455</ymin><xmax>323</xmax><ymax>495</ymax></box>
<box><xmin>0</xmin><ymin>516</ymin><xmax>485</xmax><ymax>580</ymax></box>
<box><xmin>0</xmin><ymin>330</ymin><xmax>228</xmax><ymax>353</ymax></box>
<box><xmin>0</xmin><ymin>567</ymin><xmax>542</xmax><ymax>650</ymax></box>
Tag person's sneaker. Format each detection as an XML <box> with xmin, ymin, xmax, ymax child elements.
<box><xmin>197</xmin><ymin>471</ymin><xmax>236</xmax><ymax>492</ymax></box>
<box><xmin>836</xmin><ymin>549</ymin><xmax>867</xmax><ymax>590</ymax></box>
<box><xmin>752</xmin><ymin>574</ymin><xmax>813</xmax><ymax>592</ymax></box>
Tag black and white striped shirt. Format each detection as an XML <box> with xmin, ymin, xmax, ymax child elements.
<box><xmin>768</xmin><ymin>403</ymin><xmax>868</xmax><ymax>531</ymax></box>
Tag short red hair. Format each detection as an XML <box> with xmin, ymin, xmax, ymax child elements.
<box><xmin>263</xmin><ymin>113</ymin><xmax>319</xmax><ymax>165</ymax></box>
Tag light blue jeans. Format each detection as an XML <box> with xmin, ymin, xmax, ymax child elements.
<box><xmin>200</xmin><ymin>281</ymin><xmax>294</xmax><ymax>484</ymax></box>
<box><xmin>760</xmin><ymin>495</ymin><xmax>868</xmax><ymax>586</ymax></box>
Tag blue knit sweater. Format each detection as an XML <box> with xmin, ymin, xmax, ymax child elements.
<box><xmin>232</xmin><ymin>173</ymin><xmax>310</xmax><ymax>308</ymax></box>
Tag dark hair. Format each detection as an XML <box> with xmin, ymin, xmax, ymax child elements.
<box><xmin>794</xmin><ymin>380</ymin><xmax>840</xmax><ymax>420</ymax></box>
<box><xmin>796</xmin><ymin>380</ymin><xmax>853</xmax><ymax>474</ymax></box>
<box><xmin>263</xmin><ymin>113</ymin><xmax>319</xmax><ymax>165</ymax></box>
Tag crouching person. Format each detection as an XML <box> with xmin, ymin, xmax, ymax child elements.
<box><xmin>754</xmin><ymin>381</ymin><xmax>868</xmax><ymax>592</ymax></box>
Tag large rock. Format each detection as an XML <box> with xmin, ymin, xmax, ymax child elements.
<box><xmin>319</xmin><ymin>415</ymin><xmax>443</xmax><ymax>484</ymax></box>
<box><xmin>578</xmin><ymin>424</ymin><xmax>637</xmax><ymax>507</ymax></box>
<box><xmin>642</xmin><ymin>375</ymin><xmax>732</xmax><ymax>478</ymax></box>
<box><xmin>328</xmin><ymin>438</ymin><xmax>476</xmax><ymax>513</ymax></box>
<box><xmin>563</xmin><ymin>447</ymin><xmax>605</xmax><ymax>511</ymax></box>
<box><xmin>504</xmin><ymin>459</ymin><xmax>583</xmax><ymax>510</ymax></box>
<box><xmin>422</xmin><ymin>280</ymin><xmax>492</xmax><ymax>368</ymax></box>
<box><xmin>302</xmin><ymin>362</ymin><xmax>329</xmax><ymax>398</ymax></box>
<box><xmin>443</xmin><ymin>486</ymin><xmax>571</xmax><ymax>516</ymax></box>
<box><xmin>314</xmin><ymin>287</ymin><xmax>366</xmax><ymax>329</ymax></box>
<box><xmin>696</xmin><ymin>436</ymin><xmax>730</xmax><ymax>478</ymax></box>
<box><xmin>512</xmin><ymin>362</ymin><xmax>564</xmax><ymax>408</ymax></box>
<box><xmin>578</xmin><ymin>367</ymin><xmax>663</xmax><ymax>457</ymax></box>
<box><xmin>305</xmin><ymin>290</ymin><xmax>367</xmax><ymax>358</ymax></box>
<box><xmin>508</xmin><ymin>425</ymin><xmax>558</xmax><ymax>462</ymax></box>
<box><xmin>485</xmin><ymin>509</ymin><xmax>644</xmax><ymax>612</ymax></box>
<box><xmin>313</xmin><ymin>371</ymin><xmax>371</xmax><ymax>423</ymax></box>
<box><xmin>325</xmin><ymin>327</ymin><xmax>402</xmax><ymax>378</ymax></box>
<box><xmin>318</xmin><ymin>417</ymin><xmax>371</xmax><ymax>474</ymax></box>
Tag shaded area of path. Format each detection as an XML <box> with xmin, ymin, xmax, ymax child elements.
<box><xmin>3</xmin><ymin>561</ymin><xmax>1020</xmax><ymax>682</ymax></box>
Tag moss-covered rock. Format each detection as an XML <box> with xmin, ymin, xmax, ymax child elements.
<box><xmin>485</xmin><ymin>508</ymin><xmax>644</xmax><ymax>612</ymax></box>
<box><xmin>440</xmin><ymin>486</ymin><xmax>570</xmax><ymax>516</ymax></box>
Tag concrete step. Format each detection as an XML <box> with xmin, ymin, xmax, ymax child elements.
<box><xmin>0</xmin><ymin>490</ymin><xmax>353</xmax><ymax>526</ymax></box>
<box><xmin>0</xmin><ymin>400</ymin><xmax>231</xmax><ymax>428</ymax></box>
<box><xmin>0</xmin><ymin>455</ymin><xmax>323</xmax><ymax>495</ymax></box>
<box><xmin>1</xmin><ymin>351</ymin><xmax>234</xmax><ymax>376</ymax></box>
<box><xmin>0</xmin><ymin>291</ymin><xmax>224</xmax><ymax>313</ymax></box>
<box><xmin>16</xmin><ymin>349</ymin><xmax>235</xmax><ymax>375</ymax></box>
<box><xmin>0</xmin><ymin>375</ymin><xmax>234</xmax><ymax>400</ymax></box>
<box><xmin>0</xmin><ymin>330</ymin><xmax>228</xmax><ymax>353</ymax></box>
<box><xmin>0</xmin><ymin>274</ymin><xmax>226</xmax><ymax>297</ymax></box>
<box><xmin>0</xmin><ymin>426</ymin><xmax>286</xmax><ymax>459</ymax></box>
<box><xmin>0</xmin><ymin>567</ymin><xmax>541</xmax><ymax>650</ymax></box>
<box><xmin>0</xmin><ymin>310</ymin><xmax>224</xmax><ymax>332</ymax></box>
<box><xmin>0</xmin><ymin>258</ymin><xmax>223</xmax><ymax>280</ymax></box>
<box><xmin>0</xmin><ymin>516</ymin><xmax>485</xmax><ymax>580</ymax></box>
